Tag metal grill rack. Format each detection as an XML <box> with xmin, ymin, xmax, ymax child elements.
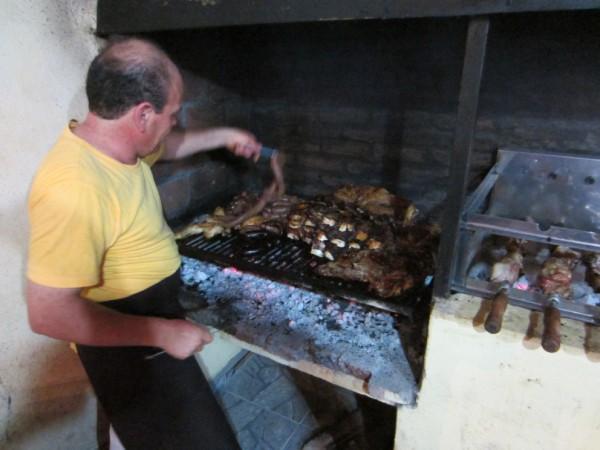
<box><xmin>178</xmin><ymin>232</ymin><xmax>425</xmax><ymax>318</ymax></box>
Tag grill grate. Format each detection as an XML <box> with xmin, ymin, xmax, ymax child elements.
<box><xmin>178</xmin><ymin>232</ymin><xmax>424</xmax><ymax>317</ymax></box>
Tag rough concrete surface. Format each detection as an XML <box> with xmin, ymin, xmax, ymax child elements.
<box><xmin>1</xmin><ymin>1</ymin><xmax>100</xmax><ymax>448</ymax></box>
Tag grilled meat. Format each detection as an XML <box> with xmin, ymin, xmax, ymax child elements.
<box><xmin>223</xmin><ymin>151</ymin><xmax>287</xmax><ymax>229</ymax></box>
<box><xmin>332</xmin><ymin>185</ymin><xmax>419</xmax><ymax>226</ymax></box>
<box><xmin>316</xmin><ymin>250</ymin><xmax>416</xmax><ymax>298</ymax></box>
<box><xmin>314</xmin><ymin>225</ymin><xmax>438</xmax><ymax>297</ymax></box>
<box><xmin>538</xmin><ymin>257</ymin><xmax>573</xmax><ymax>297</ymax></box>
<box><xmin>538</xmin><ymin>247</ymin><xmax>580</xmax><ymax>298</ymax></box>
<box><xmin>490</xmin><ymin>240</ymin><xmax>524</xmax><ymax>286</ymax></box>
<box><xmin>175</xmin><ymin>193</ymin><xmax>300</xmax><ymax>240</ymax></box>
<box><xmin>262</xmin><ymin>195</ymin><xmax>301</xmax><ymax>221</ymax></box>
<box><xmin>285</xmin><ymin>197</ymin><xmax>399</xmax><ymax>262</ymax></box>
<box><xmin>224</xmin><ymin>192</ymin><xmax>258</xmax><ymax>216</ymax></box>
<box><xmin>316</xmin><ymin>249</ymin><xmax>429</xmax><ymax>298</ymax></box>
<box><xmin>584</xmin><ymin>253</ymin><xmax>600</xmax><ymax>291</ymax></box>
<box><xmin>174</xmin><ymin>215</ymin><xmax>227</xmax><ymax>240</ymax></box>
<box><xmin>177</xmin><ymin>183</ymin><xmax>434</xmax><ymax>299</ymax></box>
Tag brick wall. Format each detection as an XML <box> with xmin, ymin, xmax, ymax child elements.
<box><xmin>151</xmin><ymin>12</ymin><xmax>600</xmax><ymax>221</ymax></box>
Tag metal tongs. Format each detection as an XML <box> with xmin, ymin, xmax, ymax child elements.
<box><xmin>223</xmin><ymin>145</ymin><xmax>285</xmax><ymax>229</ymax></box>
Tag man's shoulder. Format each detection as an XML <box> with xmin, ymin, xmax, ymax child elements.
<box><xmin>33</xmin><ymin>132</ymin><xmax>107</xmax><ymax>193</ymax></box>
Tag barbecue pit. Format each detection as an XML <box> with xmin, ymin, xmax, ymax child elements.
<box><xmin>94</xmin><ymin>5</ymin><xmax>600</xmax><ymax>446</ymax></box>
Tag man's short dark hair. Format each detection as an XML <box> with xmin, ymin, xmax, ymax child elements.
<box><xmin>86</xmin><ymin>37</ymin><xmax>175</xmax><ymax>119</ymax></box>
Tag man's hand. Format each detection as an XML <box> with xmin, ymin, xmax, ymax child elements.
<box><xmin>223</xmin><ymin>128</ymin><xmax>261</xmax><ymax>160</ymax></box>
<box><xmin>26</xmin><ymin>280</ymin><xmax>213</xmax><ymax>359</ymax></box>
<box><xmin>157</xmin><ymin>319</ymin><xmax>213</xmax><ymax>360</ymax></box>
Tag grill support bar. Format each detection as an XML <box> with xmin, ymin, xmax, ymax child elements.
<box><xmin>434</xmin><ymin>16</ymin><xmax>490</xmax><ymax>298</ymax></box>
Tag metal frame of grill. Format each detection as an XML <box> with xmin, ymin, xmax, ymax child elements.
<box><xmin>178</xmin><ymin>232</ymin><xmax>428</xmax><ymax>319</ymax></box>
<box><xmin>451</xmin><ymin>147</ymin><xmax>600</xmax><ymax>325</ymax></box>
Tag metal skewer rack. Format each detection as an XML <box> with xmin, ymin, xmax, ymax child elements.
<box><xmin>451</xmin><ymin>147</ymin><xmax>600</xmax><ymax>325</ymax></box>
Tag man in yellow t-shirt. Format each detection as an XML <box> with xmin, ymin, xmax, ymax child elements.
<box><xmin>26</xmin><ymin>37</ymin><xmax>260</xmax><ymax>450</ymax></box>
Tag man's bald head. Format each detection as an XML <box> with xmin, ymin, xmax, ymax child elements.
<box><xmin>86</xmin><ymin>37</ymin><xmax>181</xmax><ymax>119</ymax></box>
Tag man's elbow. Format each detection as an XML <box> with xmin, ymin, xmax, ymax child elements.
<box><xmin>27</xmin><ymin>305</ymin><xmax>50</xmax><ymax>336</ymax></box>
<box><xmin>25</xmin><ymin>281</ymin><xmax>82</xmax><ymax>340</ymax></box>
<box><xmin>25</xmin><ymin>289</ymin><xmax>54</xmax><ymax>336</ymax></box>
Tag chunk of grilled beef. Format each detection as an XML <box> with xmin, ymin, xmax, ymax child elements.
<box><xmin>315</xmin><ymin>250</ymin><xmax>423</xmax><ymax>298</ymax></box>
<box><xmin>314</xmin><ymin>225</ymin><xmax>438</xmax><ymax>298</ymax></box>
<box><xmin>225</xmin><ymin>192</ymin><xmax>259</xmax><ymax>216</ymax></box>
<box><xmin>332</xmin><ymin>185</ymin><xmax>419</xmax><ymax>226</ymax></box>
<box><xmin>285</xmin><ymin>198</ymin><xmax>398</xmax><ymax>261</ymax></box>
<box><xmin>238</xmin><ymin>195</ymin><xmax>301</xmax><ymax>235</ymax></box>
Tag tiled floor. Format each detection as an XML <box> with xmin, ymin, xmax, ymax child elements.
<box><xmin>213</xmin><ymin>352</ymin><xmax>396</xmax><ymax>450</ymax></box>
<box><xmin>213</xmin><ymin>353</ymin><xmax>318</xmax><ymax>450</ymax></box>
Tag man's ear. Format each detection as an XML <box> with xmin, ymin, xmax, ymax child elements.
<box><xmin>132</xmin><ymin>103</ymin><xmax>154</xmax><ymax>133</ymax></box>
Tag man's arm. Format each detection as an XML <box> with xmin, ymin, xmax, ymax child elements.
<box><xmin>162</xmin><ymin>127</ymin><xmax>261</xmax><ymax>161</ymax></box>
<box><xmin>26</xmin><ymin>280</ymin><xmax>212</xmax><ymax>359</ymax></box>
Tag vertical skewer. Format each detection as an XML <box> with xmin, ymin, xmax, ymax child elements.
<box><xmin>542</xmin><ymin>296</ymin><xmax>562</xmax><ymax>353</ymax></box>
<box><xmin>484</xmin><ymin>242</ymin><xmax>523</xmax><ymax>334</ymax></box>
<box><xmin>537</xmin><ymin>247</ymin><xmax>580</xmax><ymax>353</ymax></box>
<box><xmin>485</xmin><ymin>283</ymin><xmax>510</xmax><ymax>334</ymax></box>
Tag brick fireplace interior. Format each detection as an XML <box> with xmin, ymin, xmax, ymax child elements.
<box><xmin>148</xmin><ymin>11</ymin><xmax>600</xmax><ymax>224</ymax></box>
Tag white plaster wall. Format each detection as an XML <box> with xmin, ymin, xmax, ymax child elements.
<box><xmin>0</xmin><ymin>1</ymin><xmax>100</xmax><ymax>448</ymax></box>
<box><xmin>395</xmin><ymin>295</ymin><xmax>600</xmax><ymax>450</ymax></box>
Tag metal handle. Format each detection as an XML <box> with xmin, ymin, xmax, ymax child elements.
<box><xmin>260</xmin><ymin>146</ymin><xmax>278</xmax><ymax>160</ymax></box>
<box><xmin>485</xmin><ymin>290</ymin><xmax>509</xmax><ymax>334</ymax></box>
<box><xmin>542</xmin><ymin>305</ymin><xmax>561</xmax><ymax>353</ymax></box>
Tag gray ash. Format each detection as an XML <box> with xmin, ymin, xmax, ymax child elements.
<box><xmin>182</xmin><ymin>257</ymin><xmax>399</xmax><ymax>349</ymax></box>
<box><xmin>180</xmin><ymin>256</ymin><xmax>417</xmax><ymax>404</ymax></box>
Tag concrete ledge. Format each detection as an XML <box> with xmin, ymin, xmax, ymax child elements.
<box><xmin>395</xmin><ymin>294</ymin><xmax>600</xmax><ymax>450</ymax></box>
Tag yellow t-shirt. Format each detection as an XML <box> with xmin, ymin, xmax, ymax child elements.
<box><xmin>27</xmin><ymin>123</ymin><xmax>180</xmax><ymax>302</ymax></box>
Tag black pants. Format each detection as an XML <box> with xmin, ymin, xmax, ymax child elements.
<box><xmin>76</xmin><ymin>271</ymin><xmax>240</xmax><ymax>450</ymax></box>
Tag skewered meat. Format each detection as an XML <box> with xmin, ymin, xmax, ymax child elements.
<box><xmin>552</xmin><ymin>246</ymin><xmax>581</xmax><ymax>264</ymax></box>
<box><xmin>536</xmin><ymin>246</ymin><xmax>580</xmax><ymax>353</ymax></box>
<box><xmin>584</xmin><ymin>253</ymin><xmax>600</xmax><ymax>291</ymax></box>
<box><xmin>490</xmin><ymin>248</ymin><xmax>523</xmax><ymax>285</ymax></box>
<box><xmin>538</xmin><ymin>247</ymin><xmax>580</xmax><ymax>298</ymax></box>
<box><xmin>482</xmin><ymin>240</ymin><xmax>524</xmax><ymax>334</ymax></box>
